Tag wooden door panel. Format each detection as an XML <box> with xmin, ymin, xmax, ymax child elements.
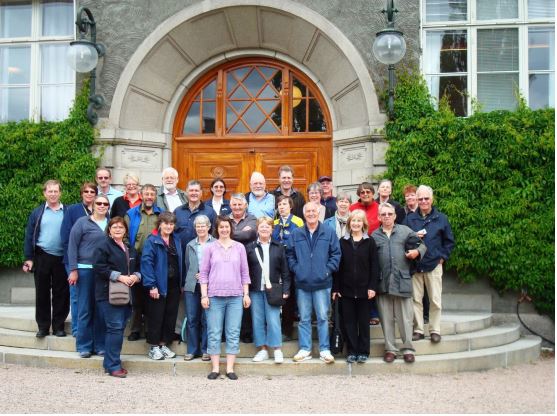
<box><xmin>185</xmin><ymin>151</ymin><xmax>254</xmax><ymax>198</ymax></box>
<box><xmin>256</xmin><ymin>150</ymin><xmax>317</xmax><ymax>195</ymax></box>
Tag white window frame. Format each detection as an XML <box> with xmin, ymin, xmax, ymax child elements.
<box><xmin>0</xmin><ymin>0</ymin><xmax>75</xmax><ymax>122</ymax></box>
<box><xmin>420</xmin><ymin>0</ymin><xmax>555</xmax><ymax>114</ymax></box>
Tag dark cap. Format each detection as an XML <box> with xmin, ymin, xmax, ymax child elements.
<box><xmin>318</xmin><ymin>175</ymin><xmax>332</xmax><ymax>182</ymax></box>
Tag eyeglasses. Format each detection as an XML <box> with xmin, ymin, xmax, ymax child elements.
<box><xmin>380</xmin><ymin>212</ymin><xmax>394</xmax><ymax>217</ymax></box>
<box><xmin>213</xmin><ymin>185</ymin><xmax>225</xmax><ymax>189</ymax></box>
<box><xmin>360</xmin><ymin>190</ymin><xmax>373</xmax><ymax>195</ymax></box>
<box><xmin>418</xmin><ymin>197</ymin><xmax>431</xmax><ymax>201</ymax></box>
<box><xmin>83</xmin><ymin>190</ymin><xmax>96</xmax><ymax>194</ymax></box>
<box><xmin>95</xmin><ymin>201</ymin><xmax>110</xmax><ymax>207</ymax></box>
<box><xmin>96</xmin><ymin>176</ymin><xmax>109</xmax><ymax>180</ymax></box>
<box><xmin>125</xmin><ymin>184</ymin><xmax>138</xmax><ymax>188</ymax></box>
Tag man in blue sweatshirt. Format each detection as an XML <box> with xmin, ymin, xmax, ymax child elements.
<box><xmin>287</xmin><ymin>202</ymin><xmax>341</xmax><ymax>364</ymax></box>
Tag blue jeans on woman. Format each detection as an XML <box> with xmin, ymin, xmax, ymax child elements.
<box><xmin>250</xmin><ymin>291</ymin><xmax>282</xmax><ymax>348</ymax></box>
<box><xmin>76</xmin><ymin>268</ymin><xmax>106</xmax><ymax>354</ymax></box>
<box><xmin>184</xmin><ymin>290</ymin><xmax>207</xmax><ymax>355</ymax></box>
<box><xmin>206</xmin><ymin>296</ymin><xmax>243</xmax><ymax>355</ymax></box>
<box><xmin>97</xmin><ymin>300</ymin><xmax>130</xmax><ymax>372</ymax></box>
<box><xmin>296</xmin><ymin>287</ymin><xmax>331</xmax><ymax>352</ymax></box>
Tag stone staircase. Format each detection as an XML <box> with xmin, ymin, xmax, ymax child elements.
<box><xmin>0</xmin><ymin>305</ymin><xmax>541</xmax><ymax>376</ymax></box>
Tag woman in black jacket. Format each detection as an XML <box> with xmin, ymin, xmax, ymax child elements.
<box><xmin>246</xmin><ymin>217</ymin><xmax>290</xmax><ymax>364</ymax></box>
<box><xmin>332</xmin><ymin>209</ymin><xmax>379</xmax><ymax>364</ymax></box>
<box><xmin>94</xmin><ymin>216</ymin><xmax>141</xmax><ymax>378</ymax></box>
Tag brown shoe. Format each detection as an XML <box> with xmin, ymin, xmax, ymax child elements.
<box><xmin>201</xmin><ymin>353</ymin><xmax>211</xmax><ymax>361</ymax></box>
<box><xmin>403</xmin><ymin>353</ymin><xmax>415</xmax><ymax>363</ymax></box>
<box><xmin>430</xmin><ymin>333</ymin><xmax>441</xmax><ymax>343</ymax></box>
<box><xmin>412</xmin><ymin>332</ymin><xmax>425</xmax><ymax>341</ymax></box>
<box><xmin>383</xmin><ymin>351</ymin><xmax>396</xmax><ymax>363</ymax></box>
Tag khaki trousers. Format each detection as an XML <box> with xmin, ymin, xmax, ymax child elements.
<box><xmin>412</xmin><ymin>263</ymin><xmax>443</xmax><ymax>335</ymax></box>
<box><xmin>377</xmin><ymin>294</ymin><xmax>414</xmax><ymax>353</ymax></box>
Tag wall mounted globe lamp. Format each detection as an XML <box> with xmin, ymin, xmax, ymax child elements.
<box><xmin>66</xmin><ymin>7</ymin><xmax>105</xmax><ymax>125</ymax></box>
<box><xmin>372</xmin><ymin>0</ymin><xmax>406</xmax><ymax>117</ymax></box>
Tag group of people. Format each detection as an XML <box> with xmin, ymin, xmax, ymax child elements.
<box><xmin>23</xmin><ymin>165</ymin><xmax>454</xmax><ymax>379</ymax></box>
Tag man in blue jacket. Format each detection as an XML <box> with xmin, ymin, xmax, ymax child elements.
<box><xmin>174</xmin><ymin>180</ymin><xmax>216</xmax><ymax>248</ymax></box>
<box><xmin>287</xmin><ymin>202</ymin><xmax>341</xmax><ymax>363</ymax></box>
<box><xmin>404</xmin><ymin>185</ymin><xmax>455</xmax><ymax>343</ymax></box>
<box><xmin>23</xmin><ymin>180</ymin><xmax>69</xmax><ymax>338</ymax></box>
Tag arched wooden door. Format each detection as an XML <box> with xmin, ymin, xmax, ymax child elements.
<box><xmin>173</xmin><ymin>58</ymin><xmax>332</xmax><ymax>198</ymax></box>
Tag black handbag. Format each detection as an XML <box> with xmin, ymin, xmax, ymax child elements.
<box><xmin>265</xmin><ymin>282</ymin><xmax>285</xmax><ymax>306</ymax></box>
<box><xmin>329</xmin><ymin>299</ymin><xmax>344</xmax><ymax>355</ymax></box>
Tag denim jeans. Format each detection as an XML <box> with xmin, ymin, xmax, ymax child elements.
<box><xmin>205</xmin><ymin>296</ymin><xmax>243</xmax><ymax>355</ymax></box>
<box><xmin>75</xmin><ymin>268</ymin><xmax>106</xmax><ymax>354</ymax></box>
<box><xmin>65</xmin><ymin>264</ymin><xmax>78</xmax><ymax>336</ymax></box>
<box><xmin>250</xmin><ymin>291</ymin><xmax>282</xmax><ymax>348</ymax></box>
<box><xmin>185</xmin><ymin>291</ymin><xmax>207</xmax><ymax>355</ymax></box>
<box><xmin>296</xmin><ymin>287</ymin><xmax>331</xmax><ymax>352</ymax></box>
<box><xmin>97</xmin><ymin>300</ymin><xmax>130</xmax><ymax>372</ymax></box>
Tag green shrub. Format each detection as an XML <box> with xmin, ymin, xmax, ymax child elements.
<box><xmin>384</xmin><ymin>70</ymin><xmax>555</xmax><ymax>316</ymax></box>
<box><xmin>0</xmin><ymin>82</ymin><xmax>97</xmax><ymax>266</ymax></box>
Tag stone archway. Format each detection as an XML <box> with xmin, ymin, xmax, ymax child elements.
<box><xmin>102</xmin><ymin>0</ymin><xmax>386</xmax><ymax>187</ymax></box>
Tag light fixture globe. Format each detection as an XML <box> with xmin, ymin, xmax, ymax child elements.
<box><xmin>66</xmin><ymin>41</ymin><xmax>99</xmax><ymax>73</ymax></box>
<box><xmin>372</xmin><ymin>29</ymin><xmax>406</xmax><ymax>65</ymax></box>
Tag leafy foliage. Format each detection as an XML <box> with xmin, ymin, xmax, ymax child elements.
<box><xmin>384</xmin><ymin>70</ymin><xmax>555</xmax><ymax>316</ymax></box>
<box><xmin>0</xmin><ymin>82</ymin><xmax>97</xmax><ymax>266</ymax></box>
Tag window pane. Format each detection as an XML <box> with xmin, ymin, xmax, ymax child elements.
<box><xmin>292</xmin><ymin>99</ymin><xmax>306</xmax><ymax>132</ymax></box>
<box><xmin>425</xmin><ymin>30</ymin><xmax>467</xmax><ymax>73</ymax></box>
<box><xmin>41</xmin><ymin>0</ymin><xmax>73</xmax><ymax>36</ymax></box>
<box><xmin>203</xmin><ymin>79</ymin><xmax>216</xmax><ymax>99</ymax></box>
<box><xmin>476</xmin><ymin>0</ymin><xmax>518</xmax><ymax>20</ymax></box>
<box><xmin>426</xmin><ymin>75</ymin><xmax>468</xmax><ymax>116</ymax></box>
<box><xmin>0</xmin><ymin>86</ymin><xmax>29</xmax><ymax>122</ymax></box>
<box><xmin>40</xmin><ymin>84</ymin><xmax>72</xmax><ymax>121</ymax></box>
<box><xmin>477</xmin><ymin>29</ymin><xmax>518</xmax><ymax>71</ymax></box>
<box><xmin>0</xmin><ymin>45</ymin><xmax>30</xmax><ymax>84</ymax></box>
<box><xmin>184</xmin><ymin>102</ymin><xmax>200</xmax><ymax>134</ymax></box>
<box><xmin>0</xmin><ymin>0</ymin><xmax>31</xmax><ymax>38</ymax></box>
<box><xmin>202</xmin><ymin>101</ymin><xmax>215</xmax><ymax>134</ymax></box>
<box><xmin>529</xmin><ymin>73</ymin><xmax>554</xmax><ymax>109</ymax></box>
<box><xmin>528</xmin><ymin>0</ymin><xmax>555</xmax><ymax>18</ymax></box>
<box><xmin>425</xmin><ymin>0</ymin><xmax>467</xmax><ymax>22</ymax></box>
<box><xmin>477</xmin><ymin>73</ymin><xmax>518</xmax><ymax>111</ymax></box>
<box><xmin>41</xmin><ymin>44</ymin><xmax>73</xmax><ymax>83</ymax></box>
<box><xmin>529</xmin><ymin>74</ymin><xmax>555</xmax><ymax>110</ymax></box>
<box><xmin>308</xmin><ymin>99</ymin><xmax>327</xmax><ymax>131</ymax></box>
<box><xmin>529</xmin><ymin>27</ymin><xmax>555</xmax><ymax>71</ymax></box>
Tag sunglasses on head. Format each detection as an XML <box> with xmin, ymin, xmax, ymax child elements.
<box><xmin>95</xmin><ymin>201</ymin><xmax>109</xmax><ymax>207</ymax></box>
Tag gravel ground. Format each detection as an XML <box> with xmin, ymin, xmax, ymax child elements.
<box><xmin>0</xmin><ymin>356</ymin><xmax>553</xmax><ymax>414</ymax></box>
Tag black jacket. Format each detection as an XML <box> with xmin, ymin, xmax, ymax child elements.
<box><xmin>110</xmin><ymin>196</ymin><xmax>135</xmax><ymax>218</ymax></box>
<box><xmin>246</xmin><ymin>240</ymin><xmax>291</xmax><ymax>295</ymax></box>
<box><xmin>93</xmin><ymin>236</ymin><xmax>139</xmax><ymax>302</ymax></box>
<box><xmin>376</xmin><ymin>198</ymin><xmax>406</xmax><ymax>224</ymax></box>
<box><xmin>333</xmin><ymin>235</ymin><xmax>379</xmax><ymax>298</ymax></box>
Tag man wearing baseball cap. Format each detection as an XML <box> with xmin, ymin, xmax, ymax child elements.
<box><xmin>318</xmin><ymin>175</ymin><xmax>336</xmax><ymax>214</ymax></box>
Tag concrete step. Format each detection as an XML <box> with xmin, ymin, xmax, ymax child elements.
<box><xmin>0</xmin><ymin>323</ymin><xmax>520</xmax><ymax>358</ymax></box>
<box><xmin>0</xmin><ymin>336</ymin><xmax>541</xmax><ymax>375</ymax></box>
<box><xmin>0</xmin><ymin>306</ymin><xmax>492</xmax><ymax>337</ymax></box>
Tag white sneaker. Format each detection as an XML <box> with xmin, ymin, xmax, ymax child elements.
<box><xmin>274</xmin><ymin>350</ymin><xmax>284</xmax><ymax>364</ymax></box>
<box><xmin>148</xmin><ymin>346</ymin><xmax>164</xmax><ymax>360</ymax></box>
<box><xmin>252</xmin><ymin>349</ymin><xmax>269</xmax><ymax>362</ymax></box>
<box><xmin>293</xmin><ymin>349</ymin><xmax>312</xmax><ymax>362</ymax></box>
<box><xmin>320</xmin><ymin>350</ymin><xmax>335</xmax><ymax>364</ymax></box>
<box><xmin>159</xmin><ymin>345</ymin><xmax>176</xmax><ymax>359</ymax></box>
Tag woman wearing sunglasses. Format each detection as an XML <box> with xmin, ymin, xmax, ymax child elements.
<box><xmin>67</xmin><ymin>195</ymin><xmax>111</xmax><ymax>359</ymax></box>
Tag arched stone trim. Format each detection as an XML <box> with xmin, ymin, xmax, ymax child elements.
<box><xmin>108</xmin><ymin>0</ymin><xmax>384</xmax><ymax>138</ymax></box>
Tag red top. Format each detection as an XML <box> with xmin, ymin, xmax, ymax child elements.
<box><xmin>349</xmin><ymin>200</ymin><xmax>380</xmax><ymax>235</ymax></box>
<box><xmin>124</xmin><ymin>193</ymin><xmax>142</xmax><ymax>209</ymax></box>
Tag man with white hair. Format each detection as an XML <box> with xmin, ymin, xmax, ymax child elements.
<box><xmin>156</xmin><ymin>167</ymin><xmax>187</xmax><ymax>212</ymax></box>
<box><xmin>246</xmin><ymin>171</ymin><xmax>275</xmax><ymax>218</ymax></box>
<box><xmin>404</xmin><ymin>185</ymin><xmax>454</xmax><ymax>343</ymax></box>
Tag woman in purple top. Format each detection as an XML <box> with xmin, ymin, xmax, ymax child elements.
<box><xmin>199</xmin><ymin>215</ymin><xmax>251</xmax><ymax>380</ymax></box>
